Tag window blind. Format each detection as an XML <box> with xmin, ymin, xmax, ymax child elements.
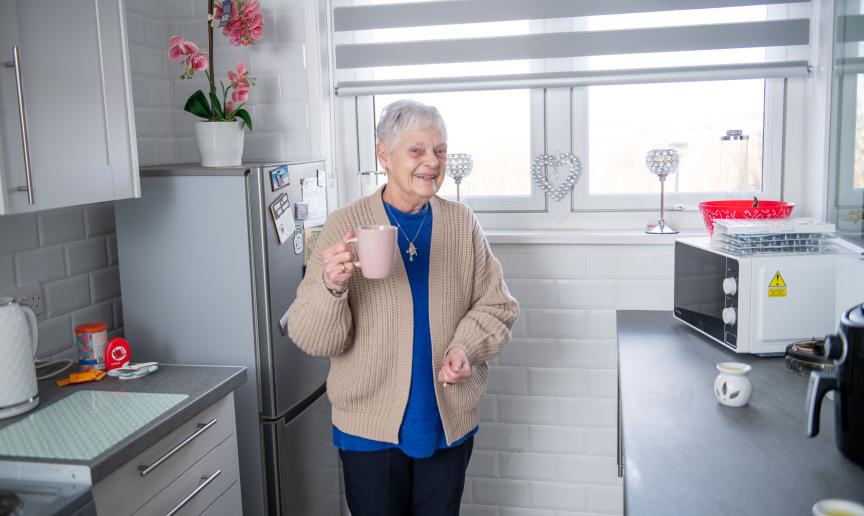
<box><xmin>331</xmin><ymin>0</ymin><xmax>812</xmax><ymax>95</ymax></box>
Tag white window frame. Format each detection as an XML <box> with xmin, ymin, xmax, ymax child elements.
<box><xmin>569</xmin><ymin>79</ymin><xmax>785</xmax><ymax>212</ymax></box>
<box><xmin>337</xmin><ymin>78</ymin><xmax>790</xmax><ymax>230</ymax></box>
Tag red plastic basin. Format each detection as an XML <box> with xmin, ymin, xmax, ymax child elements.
<box><xmin>698</xmin><ymin>200</ymin><xmax>795</xmax><ymax>235</ymax></box>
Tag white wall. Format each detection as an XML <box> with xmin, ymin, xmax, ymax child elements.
<box><xmin>458</xmin><ymin>241</ymin><xmax>674</xmax><ymax>516</ymax></box>
<box><xmin>127</xmin><ymin>0</ymin><xmax>319</xmax><ymax>166</ymax></box>
<box><xmin>127</xmin><ymin>0</ymin><xmax>175</xmax><ymax>165</ymax></box>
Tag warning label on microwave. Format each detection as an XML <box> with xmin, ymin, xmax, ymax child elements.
<box><xmin>768</xmin><ymin>271</ymin><xmax>787</xmax><ymax>297</ymax></box>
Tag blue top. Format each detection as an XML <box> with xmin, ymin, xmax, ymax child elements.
<box><xmin>332</xmin><ymin>200</ymin><xmax>477</xmax><ymax>458</ymax></box>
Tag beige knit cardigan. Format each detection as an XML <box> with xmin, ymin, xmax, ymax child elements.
<box><xmin>287</xmin><ymin>187</ymin><xmax>519</xmax><ymax>445</ymax></box>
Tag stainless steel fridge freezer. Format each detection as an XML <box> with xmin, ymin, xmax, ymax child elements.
<box><xmin>114</xmin><ymin>162</ymin><xmax>340</xmax><ymax>516</ymax></box>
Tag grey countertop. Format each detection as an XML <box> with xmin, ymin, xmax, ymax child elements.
<box><xmin>617</xmin><ymin>310</ymin><xmax>864</xmax><ymax>516</ymax></box>
<box><xmin>0</xmin><ymin>364</ymin><xmax>245</xmax><ymax>483</ymax></box>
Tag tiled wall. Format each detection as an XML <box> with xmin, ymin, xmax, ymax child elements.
<box><xmin>457</xmin><ymin>242</ymin><xmax>674</xmax><ymax>516</ymax></box>
<box><xmin>127</xmin><ymin>0</ymin><xmax>176</xmax><ymax>165</ymax></box>
<box><xmin>130</xmin><ymin>0</ymin><xmax>314</xmax><ymax>164</ymax></box>
<box><xmin>0</xmin><ymin>204</ymin><xmax>122</xmax><ymax>364</ymax></box>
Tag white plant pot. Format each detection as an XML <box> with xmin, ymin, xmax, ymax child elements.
<box><xmin>194</xmin><ymin>120</ymin><xmax>245</xmax><ymax>167</ymax></box>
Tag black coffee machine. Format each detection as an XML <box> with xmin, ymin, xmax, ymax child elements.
<box><xmin>806</xmin><ymin>303</ymin><xmax>864</xmax><ymax>465</ymax></box>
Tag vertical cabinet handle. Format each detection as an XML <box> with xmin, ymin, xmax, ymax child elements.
<box><xmin>138</xmin><ymin>419</ymin><xmax>218</xmax><ymax>477</ymax></box>
<box><xmin>3</xmin><ymin>46</ymin><xmax>34</xmax><ymax>205</ymax></box>
<box><xmin>165</xmin><ymin>469</ymin><xmax>222</xmax><ymax>516</ymax></box>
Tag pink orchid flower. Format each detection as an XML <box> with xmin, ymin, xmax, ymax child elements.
<box><xmin>214</xmin><ymin>0</ymin><xmax>264</xmax><ymax>47</ymax></box>
<box><xmin>228</xmin><ymin>62</ymin><xmax>250</xmax><ymax>88</ymax></box>
<box><xmin>168</xmin><ymin>35</ymin><xmax>200</xmax><ymax>61</ymax></box>
<box><xmin>231</xmin><ymin>85</ymin><xmax>250</xmax><ymax>103</ymax></box>
<box><xmin>187</xmin><ymin>52</ymin><xmax>209</xmax><ymax>72</ymax></box>
<box><xmin>242</xmin><ymin>0</ymin><xmax>260</xmax><ymax>17</ymax></box>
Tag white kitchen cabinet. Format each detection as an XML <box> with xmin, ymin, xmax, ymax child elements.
<box><xmin>0</xmin><ymin>0</ymin><xmax>139</xmax><ymax>215</ymax></box>
<box><xmin>93</xmin><ymin>394</ymin><xmax>241</xmax><ymax>516</ymax></box>
<box><xmin>200</xmin><ymin>481</ymin><xmax>242</xmax><ymax>516</ymax></box>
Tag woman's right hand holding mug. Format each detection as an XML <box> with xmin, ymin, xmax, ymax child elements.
<box><xmin>322</xmin><ymin>230</ymin><xmax>356</xmax><ymax>292</ymax></box>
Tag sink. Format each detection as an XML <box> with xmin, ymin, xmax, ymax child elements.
<box><xmin>0</xmin><ymin>391</ymin><xmax>187</xmax><ymax>460</ymax></box>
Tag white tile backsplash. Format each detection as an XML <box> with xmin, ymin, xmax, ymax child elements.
<box><xmin>488</xmin><ymin>366</ymin><xmax>530</xmax><ymax>395</ymax></box>
<box><xmin>529</xmin><ymin>426</ymin><xmax>589</xmax><ymax>454</ymax></box>
<box><xmin>499</xmin><ymin>453</ymin><xmax>557</xmax><ymax>481</ymax></box>
<box><xmin>475</xmin><ymin>423</ymin><xmax>531</xmax><ymax>451</ymax></box>
<box><xmin>588</xmin><ymin>485</ymin><xmax>624</xmax><ymax>514</ymax></box>
<box><xmin>251</xmin><ymin>43</ymin><xmax>306</xmax><ymax>73</ymax></box>
<box><xmin>498</xmin><ymin>396</ymin><xmax>556</xmax><ymax>425</ymax></box>
<box><xmin>467</xmin><ymin>242</ymin><xmax>673</xmax><ymax>514</ymax></box>
<box><xmin>473</xmin><ymin>478</ymin><xmax>532</xmax><ymax>507</ymax></box>
<box><xmin>468</xmin><ymin>451</ymin><xmax>500</xmax><ymax>478</ymax></box>
<box><xmin>529</xmin><ymin>482</ymin><xmax>589</xmax><ymax>511</ymax></box>
<box><xmin>528</xmin><ymin>368</ymin><xmax>590</xmax><ymax>397</ymax></box>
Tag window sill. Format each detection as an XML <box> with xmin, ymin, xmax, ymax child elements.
<box><xmin>485</xmin><ymin>229</ymin><xmax>708</xmax><ymax>245</ymax></box>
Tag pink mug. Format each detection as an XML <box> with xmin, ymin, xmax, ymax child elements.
<box><xmin>346</xmin><ymin>225</ymin><xmax>398</xmax><ymax>279</ymax></box>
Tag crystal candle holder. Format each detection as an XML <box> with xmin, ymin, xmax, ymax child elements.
<box><xmin>645</xmin><ymin>148</ymin><xmax>680</xmax><ymax>234</ymax></box>
<box><xmin>446</xmin><ymin>153</ymin><xmax>473</xmax><ymax>202</ymax></box>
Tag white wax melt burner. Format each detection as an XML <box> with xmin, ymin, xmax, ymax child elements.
<box><xmin>714</xmin><ymin>362</ymin><xmax>753</xmax><ymax>407</ymax></box>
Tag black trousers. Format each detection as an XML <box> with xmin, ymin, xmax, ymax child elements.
<box><xmin>338</xmin><ymin>438</ymin><xmax>474</xmax><ymax>516</ymax></box>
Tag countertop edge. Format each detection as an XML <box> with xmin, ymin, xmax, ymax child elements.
<box><xmin>88</xmin><ymin>367</ymin><xmax>247</xmax><ymax>483</ymax></box>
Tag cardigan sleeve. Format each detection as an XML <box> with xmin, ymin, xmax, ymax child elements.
<box><xmin>286</xmin><ymin>212</ymin><xmax>355</xmax><ymax>357</ymax></box>
<box><xmin>445</xmin><ymin>214</ymin><xmax>519</xmax><ymax>365</ymax></box>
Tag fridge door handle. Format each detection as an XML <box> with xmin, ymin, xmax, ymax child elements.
<box><xmin>261</xmin><ymin>383</ymin><xmax>327</xmax><ymax>425</ymax></box>
<box><xmin>279</xmin><ymin>309</ymin><xmax>290</xmax><ymax>337</ymax></box>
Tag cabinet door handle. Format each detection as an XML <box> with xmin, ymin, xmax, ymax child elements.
<box><xmin>138</xmin><ymin>419</ymin><xmax>217</xmax><ymax>477</ymax></box>
<box><xmin>3</xmin><ymin>46</ymin><xmax>34</xmax><ymax>205</ymax></box>
<box><xmin>165</xmin><ymin>469</ymin><xmax>222</xmax><ymax>516</ymax></box>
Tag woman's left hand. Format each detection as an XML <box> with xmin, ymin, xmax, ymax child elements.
<box><xmin>437</xmin><ymin>348</ymin><xmax>472</xmax><ymax>385</ymax></box>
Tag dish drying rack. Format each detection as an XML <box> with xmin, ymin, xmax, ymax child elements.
<box><xmin>711</xmin><ymin>218</ymin><xmax>837</xmax><ymax>255</ymax></box>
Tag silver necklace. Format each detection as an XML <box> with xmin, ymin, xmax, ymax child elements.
<box><xmin>384</xmin><ymin>202</ymin><xmax>429</xmax><ymax>262</ymax></box>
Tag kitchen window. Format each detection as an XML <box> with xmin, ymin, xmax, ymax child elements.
<box><xmin>361</xmin><ymin>78</ymin><xmax>782</xmax><ymax>214</ymax></box>
<box><xmin>331</xmin><ymin>0</ymin><xmax>811</xmax><ymax>228</ymax></box>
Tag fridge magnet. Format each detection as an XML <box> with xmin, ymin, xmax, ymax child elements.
<box><xmin>215</xmin><ymin>0</ymin><xmax>232</xmax><ymax>27</ymax></box>
<box><xmin>270</xmin><ymin>193</ymin><xmax>295</xmax><ymax>244</ymax></box>
<box><xmin>293</xmin><ymin>225</ymin><xmax>304</xmax><ymax>255</ymax></box>
<box><xmin>269</xmin><ymin>165</ymin><xmax>290</xmax><ymax>191</ymax></box>
<box><xmin>304</xmin><ymin>226</ymin><xmax>323</xmax><ymax>265</ymax></box>
<box><xmin>531</xmin><ymin>153</ymin><xmax>581</xmax><ymax>201</ymax></box>
<box><xmin>301</xmin><ymin>178</ymin><xmax>327</xmax><ymax>227</ymax></box>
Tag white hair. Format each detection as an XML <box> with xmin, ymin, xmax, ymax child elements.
<box><xmin>376</xmin><ymin>99</ymin><xmax>447</xmax><ymax>151</ymax></box>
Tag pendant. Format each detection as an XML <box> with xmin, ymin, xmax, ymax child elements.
<box><xmin>407</xmin><ymin>242</ymin><xmax>417</xmax><ymax>262</ymax></box>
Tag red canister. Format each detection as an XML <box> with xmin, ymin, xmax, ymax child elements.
<box><xmin>105</xmin><ymin>338</ymin><xmax>131</xmax><ymax>371</ymax></box>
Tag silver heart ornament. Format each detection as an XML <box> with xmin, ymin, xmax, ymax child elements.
<box><xmin>531</xmin><ymin>153</ymin><xmax>582</xmax><ymax>201</ymax></box>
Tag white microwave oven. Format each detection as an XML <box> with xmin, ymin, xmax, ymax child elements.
<box><xmin>673</xmin><ymin>238</ymin><xmax>841</xmax><ymax>355</ymax></box>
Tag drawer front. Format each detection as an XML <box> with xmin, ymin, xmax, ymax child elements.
<box><xmin>134</xmin><ymin>434</ymin><xmax>239</xmax><ymax>516</ymax></box>
<box><xmin>199</xmin><ymin>482</ymin><xmax>241</xmax><ymax>516</ymax></box>
<box><xmin>94</xmin><ymin>394</ymin><xmax>236</xmax><ymax>515</ymax></box>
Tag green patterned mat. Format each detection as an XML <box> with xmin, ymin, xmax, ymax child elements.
<box><xmin>0</xmin><ymin>391</ymin><xmax>188</xmax><ymax>460</ymax></box>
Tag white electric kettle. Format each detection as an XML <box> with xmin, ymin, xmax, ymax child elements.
<box><xmin>0</xmin><ymin>297</ymin><xmax>39</xmax><ymax>419</ymax></box>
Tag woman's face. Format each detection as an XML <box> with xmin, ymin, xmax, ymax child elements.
<box><xmin>377</xmin><ymin>127</ymin><xmax>447</xmax><ymax>207</ymax></box>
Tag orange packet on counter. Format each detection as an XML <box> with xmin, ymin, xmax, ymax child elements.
<box><xmin>56</xmin><ymin>369</ymin><xmax>106</xmax><ymax>387</ymax></box>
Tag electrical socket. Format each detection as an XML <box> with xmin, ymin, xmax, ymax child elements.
<box><xmin>0</xmin><ymin>284</ymin><xmax>45</xmax><ymax>316</ymax></box>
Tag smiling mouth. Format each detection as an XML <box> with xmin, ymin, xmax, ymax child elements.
<box><xmin>415</xmin><ymin>174</ymin><xmax>438</xmax><ymax>181</ymax></box>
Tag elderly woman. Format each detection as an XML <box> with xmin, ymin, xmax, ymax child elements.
<box><xmin>287</xmin><ymin>99</ymin><xmax>518</xmax><ymax>516</ymax></box>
